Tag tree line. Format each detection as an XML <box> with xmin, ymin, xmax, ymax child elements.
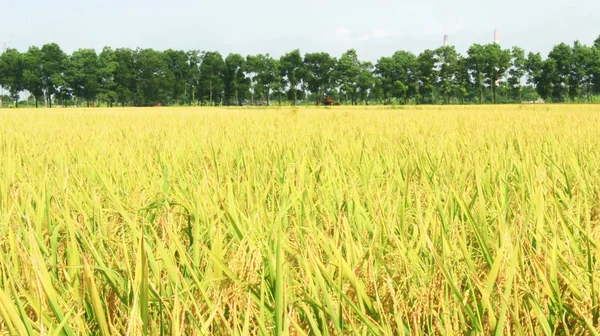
<box><xmin>1</xmin><ymin>36</ymin><xmax>600</xmax><ymax>107</ymax></box>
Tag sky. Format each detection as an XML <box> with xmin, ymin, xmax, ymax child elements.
<box><xmin>1</xmin><ymin>0</ymin><xmax>599</xmax><ymax>61</ymax></box>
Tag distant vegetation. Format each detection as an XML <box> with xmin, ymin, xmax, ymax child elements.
<box><xmin>1</xmin><ymin>36</ymin><xmax>600</xmax><ymax>107</ymax></box>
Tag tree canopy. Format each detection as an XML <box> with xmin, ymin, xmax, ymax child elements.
<box><xmin>1</xmin><ymin>36</ymin><xmax>600</xmax><ymax>107</ymax></box>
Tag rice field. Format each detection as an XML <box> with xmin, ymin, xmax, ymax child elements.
<box><xmin>1</xmin><ymin>105</ymin><xmax>600</xmax><ymax>335</ymax></box>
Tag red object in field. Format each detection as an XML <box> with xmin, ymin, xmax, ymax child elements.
<box><xmin>157</xmin><ymin>103</ymin><xmax>162</xmax><ymax>107</ymax></box>
<box><xmin>322</xmin><ymin>97</ymin><xmax>334</xmax><ymax>105</ymax></box>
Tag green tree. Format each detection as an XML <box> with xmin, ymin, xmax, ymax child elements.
<box><xmin>22</xmin><ymin>46</ymin><xmax>45</xmax><ymax>107</ymax></box>
<box><xmin>454</xmin><ymin>55</ymin><xmax>470</xmax><ymax>104</ymax></box>
<box><xmin>279</xmin><ymin>49</ymin><xmax>304</xmax><ymax>105</ymax></box>
<box><xmin>569</xmin><ymin>41</ymin><xmax>594</xmax><ymax>102</ymax></box>
<box><xmin>164</xmin><ymin>49</ymin><xmax>189</xmax><ymax>105</ymax></box>
<box><xmin>114</xmin><ymin>48</ymin><xmax>136</xmax><ymax>107</ymax></box>
<box><xmin>528</xmin><ymin>52</ymin><xmax>557</xmax><ymax>101</ymax></box>
<box><xmin>303</xmin><ymin>52</ymin><xmax>336</xmax><ymax>104</ymax></box>
<box><xmin>67</xmin><ymin>49</ymin><xmax>100</xmax><ymax>107</ymax></box>
<box><xmin>481</xmin><ymin>43</ymin><xmax>511</xmax><ymax>104</ymax></box>
<box><xmin>0</xmin><ymin>48</ymin><xmax>25</xmax><ymax>107</ymax></box>
<box><xmin>270</xmin><ymin>61</ymin><xmax>286</xmax><ymax>106</ymax></box>
<box><xmin>336</xmin><ymin>49</ymin><xmax>361</xmax><ymax>105</ymax></box>
<box><xmin>527</xmin><ymin>52</ymin><xmax>543</xmax><ymax>90</ymax></box>
<box><xmin>508</xmin><ymin>46</ymin><xmax>527</xmax><ymax>102</ymax></box>
<box><xmin>467</xmin><ymin>44</ymin><xmax>487</xmax><ymax>103</ymax></box>
<box><xmin>199</xmin><ymin>51</ymin><xmax>225</xmax><ymax>106</ymax></box>
<box><xmin>591</xmin><ymin>47</ymin><xmax>600</xmax><ymax>96</ymax></box>
<box><xmin>375</xmin><ymin>51</ymin><xmax>416</xmax><ymax>104</ymax></box>
<box><xmin>224</xmin><ymin>53</ymin><xmax>249</xmax><ymax>106</ymax></box>
<box><xmin>98</xmin><ymin>47</ymin><xmax>118</xmax><ymax>107</ymax></box>
<box><xmin>187</xmin><ymin>50</ymin><xmax>202</xmax><ymax>105</ymax></box>
<box><xmin>548</xmin><ymin>43</ymin><xmax>573</xmax><ymax>102</ymax></box>
<box><xmin>246</xmin><ymin>54</ymin><xmax>279</xmax><ymax>106</ymax></box>
<box><xmin>374</xmin><ymin>56</ymin><xmax>394</xmax><ymax>102</ymax></box>
<box><xmin>356</xmin><ymin>61</ymin><xmax>374</xmax><ymax>105</ymax></box>
<box><xmin>133</xmin><ymin>48</ymin><xmax>170</xmax><ymax>106</ymax></box>
<box><xmin>40</xmin><ymin>43</ymin><xmax>68</xmax><ymax>107</ymax></box>
<box><xmin>416</xmin><ymin>49</ymin><xmax>438</xmax><ymax>104</ymax></box>
<box><xmin>435</xmin><ymin>46</ymin><xmax>459</xmax><ymax>104</ymax></box>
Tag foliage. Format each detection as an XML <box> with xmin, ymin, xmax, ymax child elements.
<box><xmin>2</xmin><ymin>35</ymin><xmax>600</xmax><ymax>107</ymax></box>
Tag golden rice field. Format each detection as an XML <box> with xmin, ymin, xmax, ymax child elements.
<box><xmin>1</xmin><ymin>105</ymin><xmax>600</xmax><ymax>335</ymax></box>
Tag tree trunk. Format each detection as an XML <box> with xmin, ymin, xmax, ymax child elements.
<box><xmin>35</xmin><ymin>97</ymin><xmax>38</xmax><ymax>108</ymax></box>
<box><xmin>293</xmin><ymin>86</ymin><xmax>297</xmax><ymax>106</ymax></box>
<box><xmin>415</xmin><ymin>87</ymin><xmax>420</xmax><ymax>105</ymax></box>
<box><xmin>345</xmin><ymin>87</ymin><xmax>348</xmax><ymax>105</ymax></box>
<box><xmin>479</xmin><ymin>85</ymin><xmax>483</xmax><ymax>104</ymax></box>
<box><xmin>265</xmin><ymin>87</ymin><xmax>269</xmax><ymax>106</ymax></box>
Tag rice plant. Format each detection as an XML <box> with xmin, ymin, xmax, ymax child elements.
<box><xmin>0</xmin><ymin>105</ymin><xmax>599</xmax><ymax>335</ymax></box>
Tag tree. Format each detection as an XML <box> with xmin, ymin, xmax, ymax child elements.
<box><xmin>270</xmin><ymin>61</ymin><xmax>286</xmax><ymax>106</ymax></box>
<box><xmin>481</xmin><ymin>43</ymin><xmax>511</xmax><ymax>104</ymax></box>
<box><xmin>454</xmin><ymin>55</ymin><xmax>471</xmax><ymax>104</ymax></box>
<box><xmin>40</xmin><ymin>43</ymin><xmax>68</xmax><ymax>107</ymax></box>
<box><xmin>279</xmin><ymin>49</ymin><xmax>304</xmax><ymax>105</ymax></box>
<box><xmin>467</xmin><ymin>44</ymin><xmax>487</xmax><ymax>103</ymax></box>
<box><xmin>375</xmin><ymin>51</ymin><xmax>416</xmax><ymax>104</ymax></box>
<box><xmin>113</xmin><ymin>48</ymin><xmax>136</xmax><ymax>107</ymax></box>
<box><xmin>416</xmin><ymin>49</ymin><xmax>437</xmax><ymax>104</ymax></box>
<box><xmin>592</xmin><ymin>48</ymin><xmax>600</xmax><ymax>96</ymax></box>
<box><xmin>98</xmin><ymin>47</ymin><xmax>118</xmax><ymax>107</ymax></box>
<box><xmin>2</xmin><ymin>40</ymin><xmax>600</xmax><ymax>107</ymax></box>
<box><xmin>356</xmin><ymin>62</ymin><xmax>375</xmax><ymax>105</ymax></box>
<box><xmin>0</xmin><ymin>48</ymin><xmax>25</xmax><ymax>107</ymax></box>
<box><xmin>303</xmin><ymin>52</ymin><xmax>336</xmax><ymax>104</ymax></box>
<box><xmin>133</xmin><ymin>48</ymin><xmax>170</xmax><ymax>106</ymax></box>
<box><xmin>336</xmin><ymin>49</ymin><xmax>361</xmax><ymax>105</ymax></box>
<box><xmin>246</xmin><ymin>54</ymin><xmax>279</xmax><ymax>106</ymax></box>
<box><xmin>548</xmin><ymin>43</ymin><xmax>573</xmax><ymax>102</ymax></box>
<box><xmin>435</xmin><ymin>46</ymin><xmax>459</xmax><ymax>104</ymax></box>
<box><xmin>22</xmin><ymin>47</ymin><xmax>44</xmax><ymax>107</ymax></box>
<box><xmin>374</xmin><ymin>56</ymin><xmax>394</xmax><ymax>102</ymax></box>
<box><xmin>187</xmin><ymin>50</ymin><xmax>202</xmax><ymax>105</ymax></box>
<box><xmin>164</xmin><ymin>49</ymin><xmax>189</xmax><ymax>105</ymax></box>
<box><xmin>527</xmin><ymin>52</ymin><xmax>543</xmax><ymax>90</ymax></box>
<box><xmin>223</xmin><ymin>53</ymin><xmax>248</xmax><ymax>106</ymax></box>
<box><xmin>67</xmin><ymin>49</ymin><xmax>100</xmax><ymax>107</ymax></box>
<box><xmin>199</xmin><ymin>51</ymin><xmax>225</xmax><ymax>106</ymax></box>
<box><xmin>528</xmin><ymin>52</ymin><xmax>556</xmax><ymax>102</ymax></box>
<box><xmin>570</xmin><ymin>41</ymin><xmax>594</xmax><ymax>102</ymax></box>
<box><xmin>508</xmin><ymin>47</ymin><xmax>527</xmax><ymax>102</ymax></box>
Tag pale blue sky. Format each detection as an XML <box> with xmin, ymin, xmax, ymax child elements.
<box><xmin>1</xmin><ymin>0</ymin><xmax>599</xmax><ymax>61</ymax></box>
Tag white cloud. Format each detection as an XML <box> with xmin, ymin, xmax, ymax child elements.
<box><xmin>371</xmin><ymin>29</ymin><xmax>403</xmax><ymax>39</ymax></box>
<box><xmin>324</xmin><ymin>28</ymin><xmax>403</xmax><ymax>43</ymax></box>
<box><xmin>325</xmin><ymin>28</ymin><xmax>353</xmax><ymax>41</ymax></box>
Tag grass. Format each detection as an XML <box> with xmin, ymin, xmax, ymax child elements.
<box><xmin>0</xmin><ymin>105</ymin><xmax>599</xmax><ymax>335</ymax></box>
